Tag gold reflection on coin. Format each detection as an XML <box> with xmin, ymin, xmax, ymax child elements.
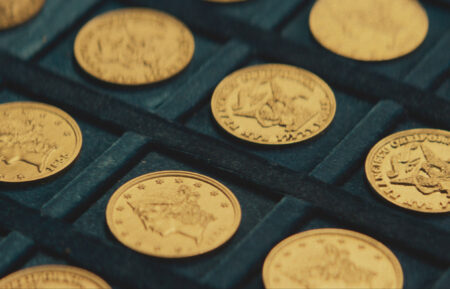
<box><xmin>366</xmin><ymin>129</ymin><xmax>450</xmax><ymax>213</ymax></box>
<box><xmin>74</xmin><ymin>8</ymin><xmax>195</xmax><ymax>85</ymax></box>
<box><xmin>0</xmin><ymin>0</ymin><xmax>45</xmax><ymax>30</ymax></box>
<box><xmin>106</xmin><ymin>170</ymin><xmax>241</xmax><ymax>258</ymax></box>
<box><xmin>309</xmin><ymin>0</ymin><xmax>429</xmax><ymax>61</ymax></box>
<box><xmin>263</xmin><ymin>229</ymin><xmax>403</xmax><ymax>289</ymax></box>
<box><xmin>211</xmin><ymin>64</ymin><xmax>336</xmax><ymax>145</ymax></box>
<box><xmin>0</xmin><ymin>265</ymin><xmax>111</xmax><ymax>289</ymax></box>
<box><xmin>0</xmin><ymin>102</ymin><xmax>82</xmax><ymax>183</ymax></box>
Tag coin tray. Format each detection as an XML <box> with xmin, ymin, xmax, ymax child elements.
<box><xmin>0</xmin><ymin>0</ymin><xmax>449</xmax><ymax>288</ymax></box>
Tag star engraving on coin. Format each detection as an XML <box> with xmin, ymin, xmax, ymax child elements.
<box><xmin>0</xmin><ymin>102</ymin><xmax>82</xmax><ymax>183</ymax></box>
<box><xmin>106</xmin><ymin>171</ymin><xmax>241</xmax><ymax>258</ymax></box>
<box><xmin>263</xmin><ymin>229</ymin><xmax>403</xmax><ymax>289</ymax></box>
<box><xmin>211</xmin><ymin>64</ymin><xmax>336</xmax><ymax>145</ymax></box>
<box><xmin>0</xmin><ymin>0</ymin><xmax>46</xmax><ymax>31</ymax></box>
<box><xmin>365</xmin><ymin>129</ymin><xmax>450</xmax><ymax>213</ymax></box>
<box><xmin>309</xmin><ymin>0</ymin><xmax>429</xmax><ymax>61</ymax></box>
<box><xmin>74</xmin><ymin>8</ymin><xmax>195</xmax><ymax>85</ymax></box>
<box><xmin>0</xmin><ymin>265</ymin><xmax>111</xmax><ymax>289</ymax></box>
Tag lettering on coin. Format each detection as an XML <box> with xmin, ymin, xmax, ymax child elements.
<box><xmin>366</xmin><ymin>129</ymin><xmax>450</xmax><ymax>213</ymax></box>
<box><xmin>74</xmin><ymin>8</ymin><xmax>195</xmax><ymax>85</ymax></box>
<box><xmin>106</xmin><ymin>171</ymin><xmax>241</xmax><ymax>258</ymax></box>
<box><xmin>309</xmin><ymin>0</ymin><xmax>428</xmax><ymax>61</ymax></box>
<box><xmin>263</xmin><ymin>229</ymin><xmax>403</xmax><ymax>289</ymax></box>
<box><xmin>0</xmin><ymin>265</ymin><xmax>111</xmax><ymax>289</ymax></box>
<box><xmin>211</xmin><ymin>64</ymin><xmax>336</xmax><ymax>145</ymax></box>
<box><xmin>0</xmin><ymin>102</ymin><xmax>82</xmax><ymax>183</ymax></box>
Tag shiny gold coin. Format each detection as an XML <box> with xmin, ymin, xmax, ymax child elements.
<box><xmin>74</xmin><ymin>8</ymin><xmax>195</xmax><ymax>85</ymax></box>
<box><xmin>365</xmin><ymin>128</ymin><xmax>450</xmax><ymax>213</ymax></box>
<box><xmin>263</xmin><ymin>228</ymin><xmax>403</xmax><ymax>289</ymax></box>
<box><xmin>309</xmin><ymin>0</ymin><xmax>429</xmax><ymax>61</ymax></box>
<box><xmin>0</xmin><ymin>265</ymin><xmax>111</xmax><ymax>289</ymax></box>
<box><xmin>211</xmin><ymin>64</ymin><xmax>336</xmax><ymax>145</ymax></box>
<box><xmin>0</xmin><ymin>0</ymin><xmax>45</xmax><ymax>31</ymax></box>
<box><xmin>106</xmin><ymin>170</ymin><xmax>241</xmax><ymax>258</ymax></box>
<box><xmin>0</xmin><ymin>102</ymin><xmax>82</xmax><ymax>183</ymax></box>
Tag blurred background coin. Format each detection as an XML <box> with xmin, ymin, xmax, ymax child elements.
<box><xmin>106</xmin><ymin>170</ymin><xmax>241</xmax><ymax>258</ymax></box>
<box><xmin>309</xmin><ymin>0</ymin><xmax>429</xmax><ymax>61</ymax></box>
<box><xmin>0</xmin><ymin>102</ymin><xmax>82</xmax><ymax>183</ymax></box>
<box><xmin>211</xmin><ymin>64</ymin><xmax>336</xmax><ymax>145</ymax></box>
<box><xmin>366</xmin><ymin>128</ymin><xmax>450</xmax><ymax>213</ymax></box>
<box><xmin>74</xmin><ymin>8</ymin><xmax>195</xmax><ymax>85</ymax></box>
<box><xmin>0</xmin><ymin>265</ymin><xmax>111</xmax><ymax>289</ymax></box>
<box><xmin>0</xmin><ymin>0</ymin><xmax>45</xmax><ymax>30</ymax></box>
<box><xmin>263</xmin><ymin>228</ymin><xmax>403</xmax><ymax>289</ymax></box>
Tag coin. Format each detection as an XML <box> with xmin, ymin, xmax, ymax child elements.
<box><xmin>106</xmin><ymin>170</ymin><xmax>241</xmax><ymax>258</ymax></box>
<box><xmin>263</xmin><ymin>228</ymin><xmax>403</xmax><ymax>289</ymax></box>
<box><xmin>365</xmin><ymin>128</ymin><xmax>450</xmax><ymax>213</ymax></box>
<box><xmin>211</xmin><ymin>64</ymin><xmax>336</xmax><ymax>145</ymax></box>
<box><xmin>74</xmin><ymin>8</ymin><xmax>195</xmax><ymax>85</ymax></box>
<box><xmin>0</xmin><ymin>265</ymin><xmax>111</xmax><ymax>289</ymax></box>
<box><xmin>0</xmin><ymin>0</ymin><xmax>45</xmax><ymax>31</ymax></box>
<box><xmin>309</xmin><ymin>0</ymin><xmax>429</xmax><ymax>61</ymax></box>
<box><xmin>0</xmin><ymin>102</ymin><xmax>82</xmax><ymax>183</ymax></box>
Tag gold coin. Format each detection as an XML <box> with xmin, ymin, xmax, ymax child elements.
<box><xmin>0</xmin><ymin>0</ymin><xmax>45</xmax><ymax>31</ymax></box>
<box><xmin>211</xmin><ymin>64</ymin><xmax>336</xmax><ymax>145</ymax></box>
<box><xmin>365</xmin><ymin>128</ymin><xmax>450</xmax><ymax>213</ymax></box>
<box><xmin>0</xmin><ymin>265</ymin><xmax>111</xmax><ymax>289</ymax></box>
<box><xmin>263</xmin><ymin>228</ymin><xmax>403</xmax><ymax>289</ymax></box>
<box><xmin>0</xmin><ymin>102</ymin><xmax>82</xmax><ymax>183</ymax></box>
<box><xmin>309</xmin><ymin>0</ymin><xmax>429</xmax><ymax>61</ymax></box>
<box><xmin>74</xmin><ymin>8</ymin><xmax>195</xmax><ymax>85</ymax></box>
<box><xmin>106</xmin><ymin>170</ymin><xmax>241</xmax><ymax>258</ymax></box>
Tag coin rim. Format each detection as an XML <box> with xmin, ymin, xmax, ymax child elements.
<box><xmin>106</xmin><ymin>170</ymin><xmax>242</xmax><ymax>258</ymax></box>
<box><xmin>0</xmin><ymin>101</ymin><xmax>83</xmax><ymax>183</ymax></box>
<box><xmin>73</xmin><ymin>8</ymin><xmax>195</xmax><ymax>86</ymax></box>
<box><xmin>262</xmin><ymin>228</ymin><xmax>404</xmax><ymax>289</ymax></box>
<box><xmin>365</xmin><ymin>128</ymin><xmax>450</xmax><ymax>213</ymax></box>
<box><xmin>211</xmin><ymin>63</ymin><xmax>337</xmax><ymax>145</ymax></box>
<box><xmin>0</xmin><ymin>0</ymin><xmax>46</xmax><ymax>31</ymax></box>
<box><xmin>308</xmin><ymin>0</ymin><xmax>429</xmax><ymax>61</ymax></box>
<box><xmin>0</xmin><ymin>264</ymin><xmax>111</xmax><ymax>288</ymax></box>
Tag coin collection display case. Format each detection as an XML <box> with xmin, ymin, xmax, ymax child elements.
<box><xmin>0</xmin><ymin>0</ymin><xmax>449</xmax><ymax>288</ymax></box>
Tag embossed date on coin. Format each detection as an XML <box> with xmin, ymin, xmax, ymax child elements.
<box><xmin>0</xmin><ymin>102</ymin><xmax>82</xmax><ymax>183</ymax></box>
<box><xmin>263</xmin><ymin>229</ymin><xmax>403</xmax><ymax>289</ymax></box>
<box><xmin>0</xmin><ymin>265</ymin><xmax>111</xmax><ymax>289</ymax></box>
<box><xmin>106</xmin><ymin>170</ymin><xmax>241</xmax><ymax>258</ymax></box>
<box><xmin>211</xmin><ymin>64</ymin><xmax>336</xmax><ymax>145</ymax></box>
<box><xmin>366</xmin><ymin>129</ymin><xmax>450</xmax><ymax>213</ymax></box>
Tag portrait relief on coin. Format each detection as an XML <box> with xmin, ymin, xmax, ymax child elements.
<box><xmin>106</xmin><ymin>171</ymin><xmax>241</xmax><ymax>258</ymax></box>
<box><xmin>366</xmin><ymin>129</ymin><xmax>450</xmax><ymax>213</ymax></box>
<box><xmin>0</xmin><ymin>0</ymin><xmax>46</xmax><ymax>30</ymax></box>
<box><xmin>0</xmin><ymin>265</ymin><xmax>111</xmax><ymax>289</ymax></box>
<box><xmin>263</xmin><ymin>229</ymin><xmax>403</xmax><ymax>289</ymax></box>
<box><xmin>309</xmin><ymin>0</ymin><xmax>429</xmax><ymax>61</ymax></box>
<box><xmin>74</xmin><ymin>8</ymin><xmax>195</xmax><ymax>85</ymax></box>
<box><xmin>0</xmin><ymin>102</ymin><xmax>82</xmax><ymax>183</ymax></box>
<box><xmin>211</xmin><ymin>64</ymin><xmax>336</xmax><ymax>145</ymax></box>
